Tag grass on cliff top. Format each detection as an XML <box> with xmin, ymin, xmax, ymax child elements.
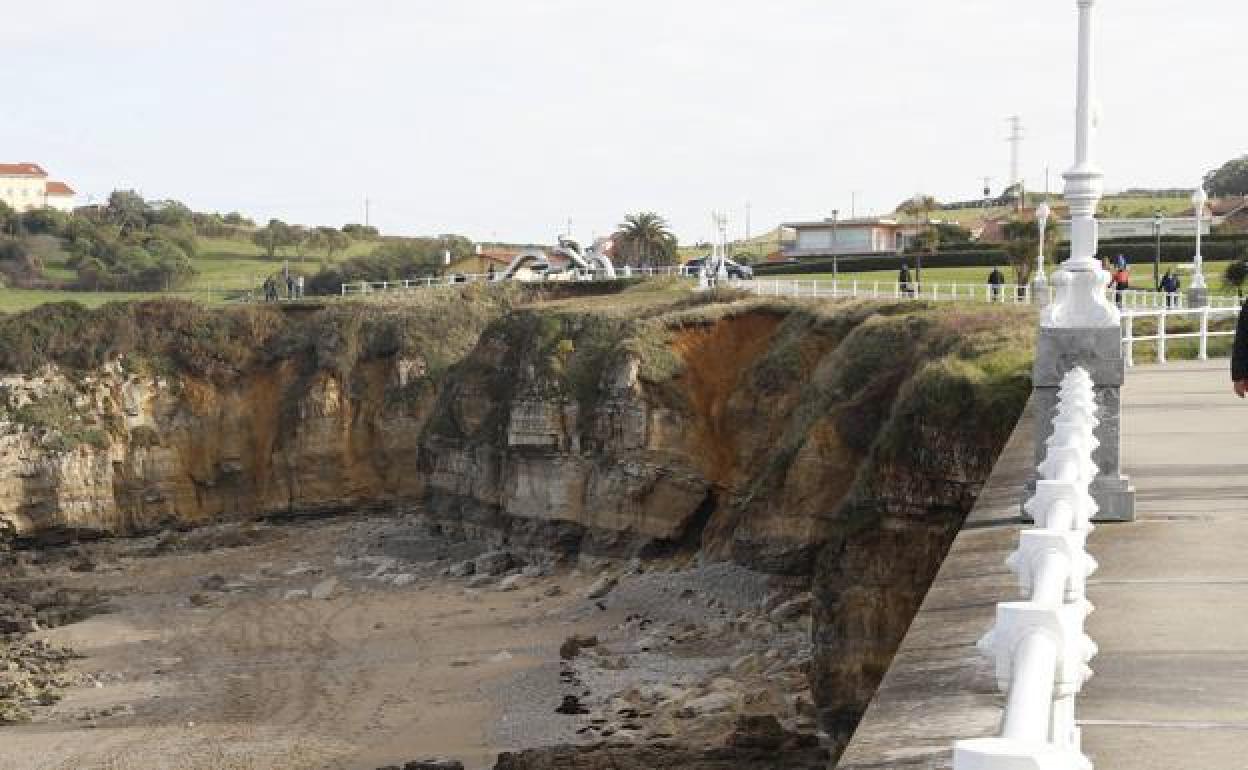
<box><xmin>0</xmin><ymin>286</ymin><xmax>519</xmax><ymax>384</ymax></box>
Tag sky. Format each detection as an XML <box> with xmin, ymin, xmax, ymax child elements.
<box><xmin>5</xmin><ymin>0</ymin><xmax>1243</xmax><ymax>245</ymax></box>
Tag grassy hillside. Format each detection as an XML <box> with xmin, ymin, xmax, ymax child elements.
<box><xmin>0</xmin><ymin>234</ymin><xmax>380</xmax><ymax>309</ymax></box>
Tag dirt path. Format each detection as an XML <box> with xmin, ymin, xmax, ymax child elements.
<box><xmin>1</xmin><ymin>517</ymin><xmax>603</xmax><ymax>770</ymax></box>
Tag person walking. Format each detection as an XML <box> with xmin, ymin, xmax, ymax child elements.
<box><xmin>295</xmin><ymin>274</ymin><xmax>305</xmax><ymax>299</ymax></box>
<box><xmin>899</xmin><ymin>263</ymin><xmax>914</xmax><ymax>297</ymax></box>
<box><xmin>1159</xmin><ymin>270</ymin><xmax>1179</xmax><ymax>308</ymax></box>
<box><xmin>987</xmin><ymin>266</ymin><xmax>1005</xmax><ymax>302</ymax></box>
<box><xmin>285</xmin><ymin>273</ymin><xmax>295</xmax><ymax>300</ymax></box>
<box><xmin>1233</xmin><ymin>298</ymin><xmax>1248</xmax><ymax>397</ymax></box>
<box><xmin>1109</xmin><ymin>263</ymin><xmax>1129</xmax><ymax>307</ymax></box>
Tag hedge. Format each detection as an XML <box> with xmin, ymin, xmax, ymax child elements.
<box><xmin>756</xmin><ymin>241</ymin><xmax>1248</xmax><ymax>277</ymax></box>
<box><xmin>754</xmin><ymin>249</ymin><xmax>1009</xmax><ymax>276</ymax></box>
<box><xmin>1054</xmin><ymin>240</ymin><xmax>1247</xmax><ymax>263</ymax></box>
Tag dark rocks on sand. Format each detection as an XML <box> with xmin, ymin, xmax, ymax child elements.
<box><xmin>558</xmin><ymin>634</ymin><xmax>598</xmax><ymax>660</ymax></box>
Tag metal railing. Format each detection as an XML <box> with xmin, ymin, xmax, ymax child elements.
<box><xmin>1120</xmin><ymin>305</ymin><xmax>1240</xmax><ymax>366</ymax></box>
<box><xmin>742</xmin><ymin>277</ymin><xmax>1236</xmax><ymax>311</ymax></box>
<box><xmin>953</xmin><ymin>367</ymin><xmax>1100</xmax><ymax>769</ymax></box>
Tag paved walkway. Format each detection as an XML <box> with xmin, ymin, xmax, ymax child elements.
<box><xmin>835</xmin><ymin>359</ymin><xmax>1248</xmax><ymax>769</ymax></box>
<box><xmin>1080</xmin><ymin>359</ymin><xmax>1248</xmax><ymax>768</ymax></box>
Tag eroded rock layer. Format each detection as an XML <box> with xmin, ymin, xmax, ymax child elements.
<box><xmin>0</xmin><ymin>286</ymin><xmax>1032</xmax><ymax>759</ymax></box>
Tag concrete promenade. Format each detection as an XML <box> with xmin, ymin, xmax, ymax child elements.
<box><xmin>836</xmin><ymin>359</ymin><xmax>1248</xmax><ymax>769</ymax></box>
<box><xmin>1079</xmin><ymin>359</ymin><xmax>1248</xmax><ymax>767</ymax></box>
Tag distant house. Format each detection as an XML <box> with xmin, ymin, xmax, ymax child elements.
<box><xmin>1213</xmin><ymin>197</ymin><xmax>1248</xmax><ymax>234</ymax></box>
<box><xmin>0</xmin><ymin>163</ymin><xmax>76</xmax><ymax>212</ymax></box>
<box><xmin>781</xmin><ymin>217</ymin><xmax>928</xmax><ymax>258</ymax></box>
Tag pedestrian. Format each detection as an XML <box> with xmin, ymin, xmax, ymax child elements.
<box><xmin>296</xmin><ymin>274</ymin><xmax>305</xmax><ymax>299</ymax></box>
<box><xmin>987</xmin><ymin>265</ymin><xmax>1005</xmax><ymax>301</ymax></box>
<box><xmin>488</xmin><ymin>264</ymin><xmax>496</xmax><ymax>282</ymax></box>
<box><xmin>1233</xmin><ymin>297</ymin><xmax>1248</xmax><ymax>397</ymax></box>
<box><xmin>263</xmin><ymin>277</ymin><xmax>274</xmax><ymax>302</ymax></box>
<box><xmin>899</xmin><ymin>262</ymin><xmax>914</xmax><ymax>297</ymax></box>
<box><xmin>1109</xmin><ymin>264</ymin><xmax>1129</xmax><ymax>307</ymax></box>
<box><xmin>286</xmin><ymin>274</ymin><xmax>295</xmax><ymax>300</ymax></box>
<box><xmin>1159</xmin><ymin>270</ymin><xmax>1179</xmax><ymax>308</ymax></box>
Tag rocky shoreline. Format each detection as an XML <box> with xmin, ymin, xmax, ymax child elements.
<box><xmin>1</xmin><ymin>514</ymin><xmax>827</xmax><ymax>769</ymax></box>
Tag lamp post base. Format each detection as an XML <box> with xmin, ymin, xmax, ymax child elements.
<box><xmin>1031</xmin><ymin>274</ymin><xmax>1050</xmax><ymax>306</ymax></box>
<box><xmin>1187</xmin><ymin>286</ymin><xmax>1209</xmax><ymax>308</ymax></box>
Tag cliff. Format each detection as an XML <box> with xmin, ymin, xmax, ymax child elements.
<box><xmin>0</xmin><ymin>283</ymin><xmax>1033</xmax><ymax>758</ymax></box>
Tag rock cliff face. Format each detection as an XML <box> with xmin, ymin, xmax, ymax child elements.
<box><xmin>0</xmin><ymin>288</ymin><xmax>1032</xmax><ymax>759</ymax></box>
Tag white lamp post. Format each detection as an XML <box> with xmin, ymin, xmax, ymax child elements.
<box><xmin>1034</xmin><ymin>201</ymin><xmax>1051</xmax><ymax>303</ymax></box>
<box><xmin>1189</xmin><ymin>185</ymin><xmax>1209</xmax><ymax>307</ymax></box>
<box><xmin>1042</xmin><ymin>0</ymin><xmax>1119</xmax><ymax>329</ymax></box>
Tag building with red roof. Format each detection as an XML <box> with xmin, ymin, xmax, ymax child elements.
<box><xmin>0</xmin><ymin>163</ymin><xmax>77</xmax><ymax>212</ymax></box>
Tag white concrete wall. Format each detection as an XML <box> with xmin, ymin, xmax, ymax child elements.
<box><xmin>44</xmin><ymin>194</ymin><xmax>75</xmax><ymax>213</ymax></box>
<box><xmin>0</xmin><ymin>175</ymin><xmax>48</xmax><ymax>212</ymax></box>
<box><xmin>1057</xmin><ymin>217</ymin><xmax>1214</xmax><ymax>240</ymax></box>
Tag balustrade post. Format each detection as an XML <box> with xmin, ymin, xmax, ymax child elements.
<box><xmin>1199</xmin><ymin>306</ymin><xmax>1209</xmax><ymax>361</ymax></box>
<box><xmin>1157</xmin><ymin>310</ymin><xmax>1167</xmax><ymax>363</ymax></box>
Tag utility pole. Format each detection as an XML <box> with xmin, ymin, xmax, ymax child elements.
<box><xmin>364</xmin><ymin>197</ymin><xmax>371</xmax><ymax>228</ymax></box>
<box><xmin>1007</xmin><ymin>115</ymin><xmax>1024</xmax><ymax>203</ymax></box>
<box><xmin>850</xmin><ymin>191</ymin><xmax>857</xmax><ymax>220</ymax></box>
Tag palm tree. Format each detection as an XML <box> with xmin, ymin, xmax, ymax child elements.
<box><xmin>895</xmin><ymin>195</ymin><xmax>940</xmax><ymax>284</ymax></box>
<box><xmin>615</xmin><ymin>212</ymin><xmax>676</xmax><ymax>267</ymax></box>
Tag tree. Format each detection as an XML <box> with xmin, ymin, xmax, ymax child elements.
<box><xmin>0</xmin><ymin>201</ymin><xmax>16</xmax><ymax>235</ymax></box>
<box><xmin>1223</xmin><ymin>256</ymin><xmax>1248</xmax><ymax>298</ymax></box>
<box><xmin>106</xmin><ymin>190</ymin><xmax>149</xmax><ymax>233</ymax></box>
<box><xmin>252</xmin><ymin>219</ymin><xmax>300</xmax><ymax>259</ymax></box>
<box><xmin>1001</xmin><ymin>217</ymin><xmax>1056</xmax><ymax>287</ymax></box>
<box><xmin>342</xmin><ymin>223</ymin><xmax>380</xmax><ymax>239</ymax></box>
<box><xmin>148</xmin><ymin>200</ymin><xmax>193</xmax><ymax>228</ymax></box>
<box><xmin>614</xmin><ymin>212</ymin><xmax>677</xmax><ymax>267</ymax></box>
<box><xmin>895</xmin><ymin>195</ymin><xmax>940</xmax><ymax>221</ymax></box>
<box><xmin>308</xmin><ymin>226</ymin><xmax>350</xmax><ymax>260</ymax></box>
<box><xmin>1204</xmin><ymin>155</ymin><xmax>1248</xmax><ymax>197</ymax></box>
<box><xmin>20</xmin><ymin>207</ymin><xmax>66</xmax><ymax>236</ymax></box>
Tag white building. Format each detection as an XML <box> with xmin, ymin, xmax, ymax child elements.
<box><xmin>0</xmin><ymin>163</ymin><xmax>76</xmax><ymax>213</ymax></box>
<box><xmin>781</xmin><ymin>217</ymin><xmax>928</xmax><ymax>257</ymax></box>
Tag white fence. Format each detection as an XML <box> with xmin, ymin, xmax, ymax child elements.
<box><xmin>1120</xmin><ymin>305</ymin><xmax>1239</xmax><ymax>366</ymax></box>
<box><xmin>953</xmin><ymin>367</ymin><xmax>1100</xmax><ymax>770</ymax></box>
<box><xmin>741</xmin><ymin>277</ymin><xmax>1239</xmax><ymax>312</ymax></box>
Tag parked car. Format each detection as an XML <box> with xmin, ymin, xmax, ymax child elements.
<box><xmin>680</xmin><ymin>257</ymin><xmax>754</xmax><ymax>280</ymax></box>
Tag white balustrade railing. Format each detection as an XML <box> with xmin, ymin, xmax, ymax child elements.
<box><xmin>1119</xmin><ymin>305</ymin><xmax>1240</xmax><ymax>366</ymax></box>
<box><xmin>953</xmin><ymin>367</ymin><xmax>1100</xmax><ymax>770</ymax></box>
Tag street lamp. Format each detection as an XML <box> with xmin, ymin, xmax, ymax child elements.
<box><xmin>1189</xmin><ymin>185</ymin><xmax>1209</xmax><ymax>307</ymax></box>
<box><xmin>1041</xmin><ymin>0</ymin><xmax>1118</xmax><ymax>329</ymax></box>
<box><xmin>1151</xmin><ymin>208</ymin><xmax>1162</xmax><ymax>289</ymax></box>
<box><xmin>1034</xmin><ymin>200</ymin><xmax>1051</xmax><ymax>301</ymax></box>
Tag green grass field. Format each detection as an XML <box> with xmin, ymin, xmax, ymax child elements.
<box><xmin>0</xmin><ymin>289</ymin><xmax>232</xmax><ymax>314</ymax></box>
